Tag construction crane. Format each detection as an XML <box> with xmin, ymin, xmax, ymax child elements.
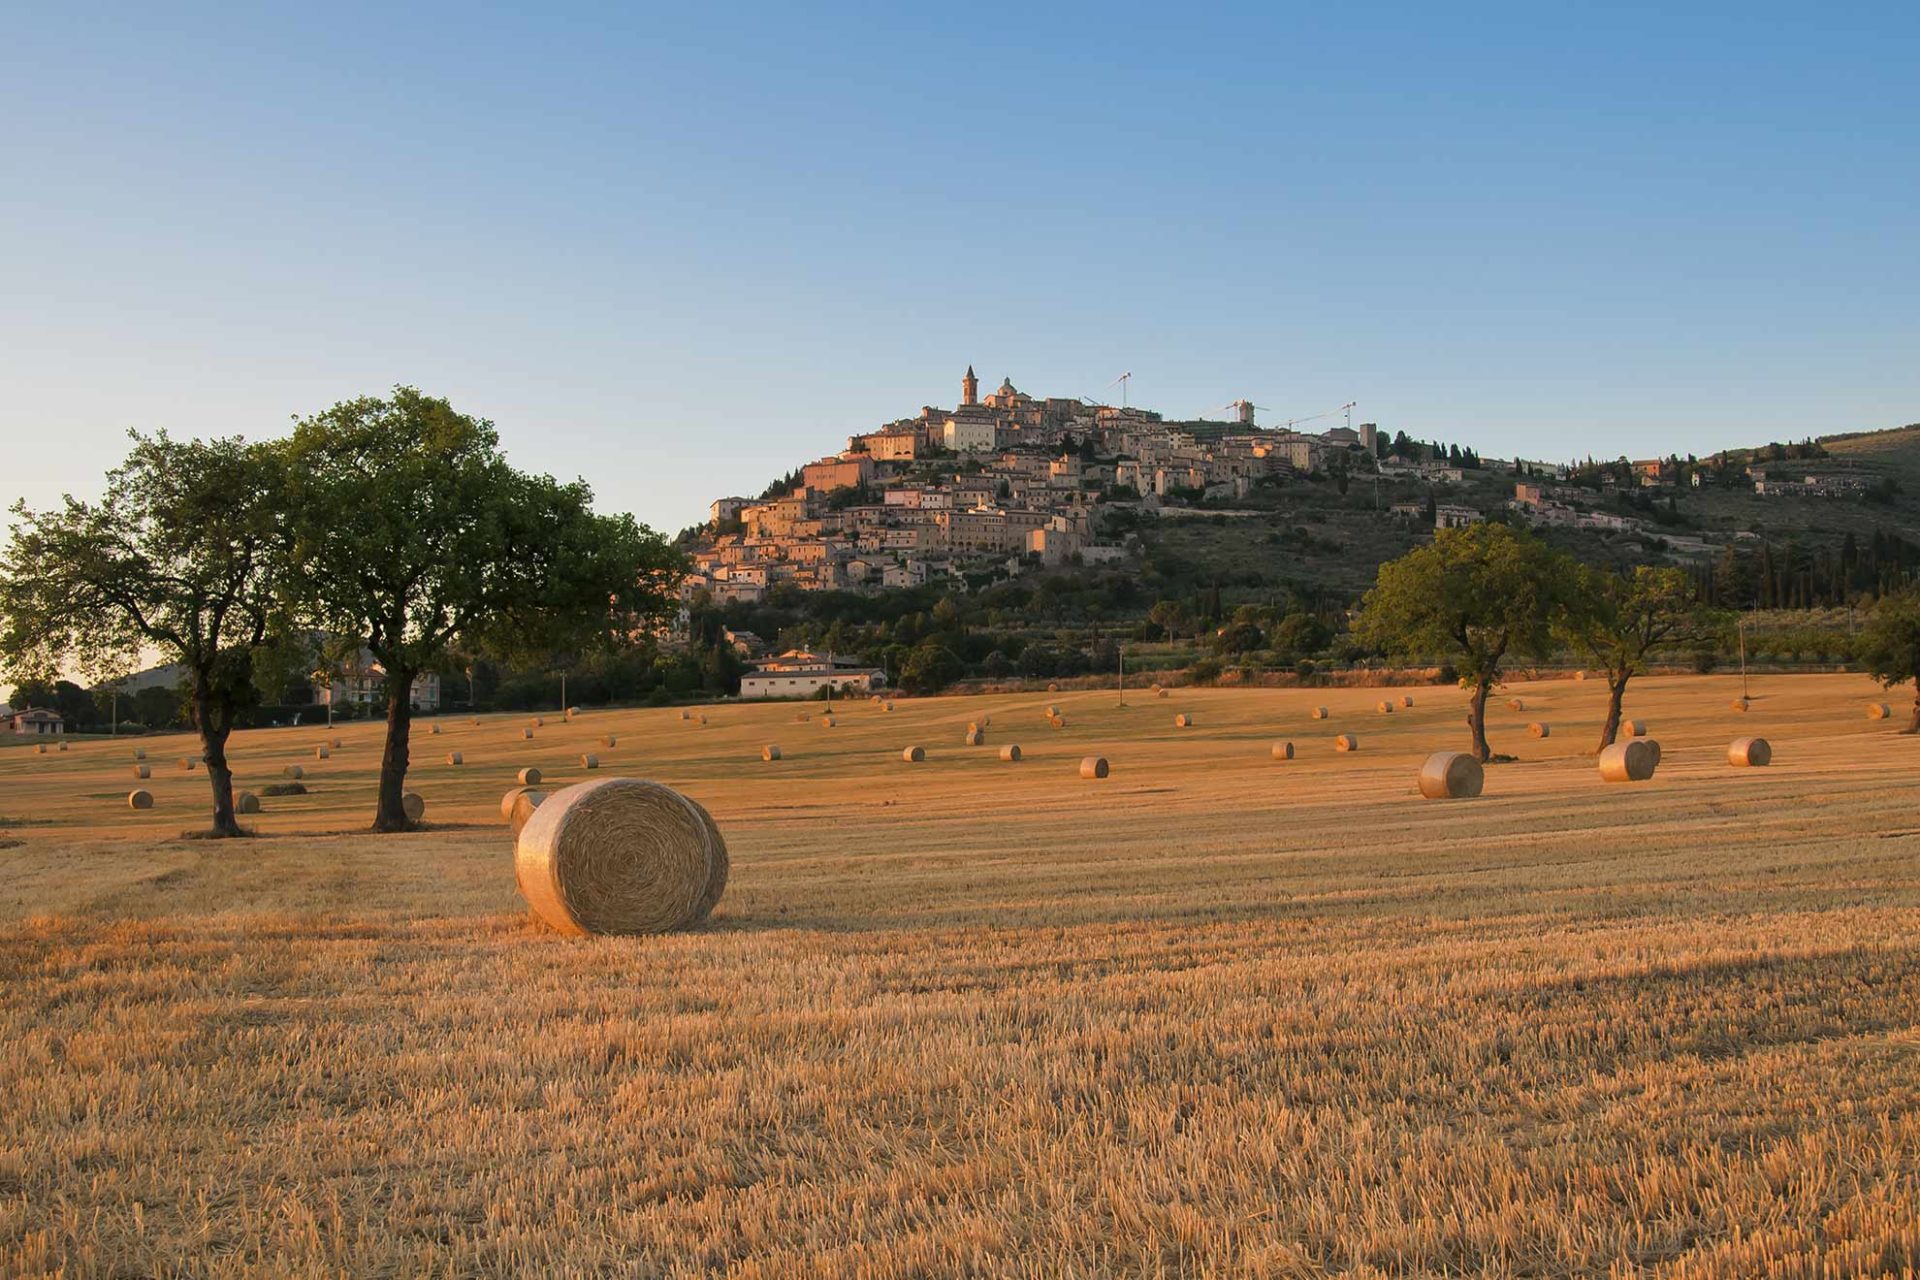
<box><xmin>1210</xmin><ymin>399</ymin><xmax>1268</xmax><ymax>426</ymax></box>
<box><xmin>1274</xmin><ymin>400</ymin><xmax>1357</xmax><ymax>432</ymax></box>
<box><xmin>1105</xmin><ymin>371</ymin><xmax>1133</xmax><ymax>407</ymax></box>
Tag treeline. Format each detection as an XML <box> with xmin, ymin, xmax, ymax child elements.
<box><xmin>1691</xmin><ymin>531</ymin><xmax>1920</xmax><ymax>609</ymax></box>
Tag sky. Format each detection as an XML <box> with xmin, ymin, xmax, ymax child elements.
<box><xmin>2</xmin><ymin>1</ymin><xmax>1917</xmax><ymax>538</ymax></box>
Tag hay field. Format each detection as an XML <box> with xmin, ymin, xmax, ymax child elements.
<box><xmin>2</xmin><ymin>674</ymin><xmax>1918</xmax><ymax>1278</ymax></box>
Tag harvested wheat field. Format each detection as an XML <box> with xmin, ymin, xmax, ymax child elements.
<box><xmin>2</xmin><ymin>673</ymin><xmax>1918</xmax><ymax>1278</ymax></box>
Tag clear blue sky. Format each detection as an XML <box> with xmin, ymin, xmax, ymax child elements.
<box><xmin>3</xmin><ymin>1</ymin><xmax>1916</xmax><ymax>535</ymax></box>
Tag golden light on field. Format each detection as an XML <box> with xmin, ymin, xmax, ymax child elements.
<box><xmin>1</xmin><ymin>672</ymin><xmax>1918</xmax><ymax>1276</ymax></box>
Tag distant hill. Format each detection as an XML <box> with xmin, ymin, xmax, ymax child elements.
<box><xmin>1822</xmin><ymin>423</ymin><xmax>1920</xmax><ymax>486</ymax></box>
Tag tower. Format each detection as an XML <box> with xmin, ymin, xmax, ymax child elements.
<box><xmin>962</xmin><ymin>365</ymin><xmax>978</xmax><ymax>407</ymax></box>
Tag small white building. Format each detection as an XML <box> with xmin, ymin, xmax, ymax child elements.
<box><xmin>4</xmin><ymin>707</ymin><xmax>65</xmax><ymax>736</ymax></box>
<box><xmin>739</xmin><ymin>652</ymin><xmax>887</xmax><ymax>700</ymax></box>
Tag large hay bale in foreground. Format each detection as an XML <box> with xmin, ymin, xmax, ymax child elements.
<box><xmin>518</xmin><ymin>766</ymin><xmax>543</xmax><ymax>785</ymax></box>
<box><xmin>901</xmin><ymin>745</ymin><xmax>925</xmax><ymax>762</ymax></box>
<box><xmin>1272</xmin><ymin>741</ymin><xmax>1294</xmax><ymax>760</ymax></box>
<box><xmin>762</xmin><ymin>744</ymin><xmax>781</xmax><ymax>761</ymax></box>
<box><xmin>1079</xmin><ymin>756</ymin><xmax>1109</xmax><ymax>779</ymax></box>
<box><xmin>999</xmin><ymin>744</ymin><xmax>1022</xmax><ymax>762</ymax></box>
<box><xmin>128</xmin><ymin>789</ymin><xmax>154</xmax><ymax>810</ymax></box>
<box><xmin>580</xmin><ymin>754</ymin><xmax>600</xmax><ymax>769</ymax></box>
<box><xmin>1175</xmin><ymin>714</ymin><xmax>1194</xmax><ymax>727</ymax></box>
<box><xmin>1311</xmin><ymin>706</ymin><xmax>1329</xmax><ymax>720</ymax></box>
<box><xmin>236</xmin><ymin>791</ymin><xmax>261</xmax><ymax>814</ymax></box>
<box><xmin>1528</xmin><ymin>722</ymin><xmax>1551</xmax><ymax>739</ymax></box>
<box><xmin>502</xmin><ymin>786</ymin><xmax>542</xmax><ymax>822</ymax></box>
<box><xmin>402</xmin><ymin>793</ymin><xmax>426</xmax><ymax>821</ymax></box>
<box><xmin>283</xmin><ymin>764</ymin><xmax>305</xmax><ymax>779</ymax></box>
<box><xmin>1418</xmin><ymin>751</ymin><xmax>1484</xmax><ymax>800</ymax></box>
<box><xmin>1868</xmin><ymin>702</ymin><xmax>1891</xmax><ymax>720</ymax></box>
<box><xmin>1728</xmin><ymin>736</ymin><xmax>1771</xmax><ymax>767</ymax></box>
<box><xmin>1620</xmin><ymin>720</ymin><xmax>1647</xmax><ymax>737</ymax></box>
<box><xmin>1334</xmin><ymin>735</ymin><xmax>1358</xmax><ymax>752</ymax></box>
<box><xmin>515</xmin><ymin>778</ymin><xmax>726</xmax><ymax>935</ymax></box>
<box><xmin>133</xmin><ymin>764</ymin><xmax>150</xmax><ymax>779</ymax></box>
<box><xmin>1598</xmin><ymin>739</ymin><xmax>1657</xmax><ymax>782</ymax></box>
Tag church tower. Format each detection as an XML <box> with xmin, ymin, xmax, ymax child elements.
<box><xmin>962</xmin><ymin>365</ymin><xmax>978</xmax><ymax>407</ymax></box>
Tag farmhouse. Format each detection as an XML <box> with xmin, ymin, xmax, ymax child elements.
<box><xmin>739</xmin><ymin>650</ymin><xmax>887</xmax><ymax>700</ymax></box>
<box><xmin>3</xmin><ymin>707</ymin><xmax>65</xmax><ymax>736</ymax></box>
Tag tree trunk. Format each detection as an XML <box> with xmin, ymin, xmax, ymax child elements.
<box><xmin>1598</xmin><ymin>672</ymin><xmax>1629</xmax><ymax>751</ymax></box>
<box><xmin>373</xmin><ymin>673</ymin><xmax>415</xmax><ymax>831</ymax></box>
<box><xmin>1906</xmin><ymin>675</ymin><xmax>1920</xmax><ymax>735</ymax></box>
<box><xmin>1468</xmin><ymin>679</ymin><xmax>1492</xmax><ymax>762</ymax></box>
<box><xmin>192</xmin><ymin>684</ymin><xmax>243</xmax><ymax>838</ymax></box>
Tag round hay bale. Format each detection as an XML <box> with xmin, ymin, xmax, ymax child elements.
<box><xmin>1418</xmin><ymin>751</ymin><xmax>1484</xmax><ymax>800</ymax></box>
<box><xmin>679</xmin><ymin>710</ymin><xmax>692</xmax><ymax>721</ymax></box>
<box><xmin>580</xmin><ymin>754</ymin><xmax>600</xmax><ymax>769</ymax></box>
<box><xmin>236</xmin><ymin>791</ymin><xmax>261</xmax><ymax>814</ymax></box>
<box><xmin>133</xmin><ymin>748</ymin><xmax>146</xmax><ymax>761</ymax></box>
<box><xmin>35</xmin><ymin>744</ymin><xmax>47</xmax><ymax>755</ymax></box>
<box><xmin>471</xmin><ymin>717</ymin><xmax>480</xmax><ymax>727</ymax></box>
<box><xmin>447</xmin><ymin>751</ymin><xmax>463</xmax><ymax>766</ymax></box>
<box><xmin>1175</xmin><ymin>713</ymin><xmax>1194</xmax><ymax>727</ymax></box>
<box><xmin>1401</xmin><ymin>695</ymin><xmax>1415</xmax><ymax>708</ymax></box>
<box><xmin>429</xmin><ymin>723</ymin><xmax>442</xmax><ymax>735</ymax></box>
<box><xmin>967</xmin><ymin>721</ymin><xmax>982</xmax><ymax>733</ymax></box>
<box><xmin>1728</xmin><ymin>736</ymin><xmax>1771</xmax><ymax>767</ymax></box>
<box><xmin>601</xmin><ymin>734</ymin><xmax>617</xmax><ymax>749</ymax></box>
<box><xmin>508</xmin><ymin>788</ymin><xmax>546</xmax><ymax>837</ymax></box>
<box><xmin>315</xmin><ymin>746</ymin><xmax>330</xmax><ymax>759</ymax></box>
<box><xmin>1868</xmin><ymin>702</ymin><xmax>1891</xmax><ymax>720</ymax></box>
<box><xmin>820</xmin><ymin>715</ymin><xmax>836</xmax><ymax>728</ymax></box>
<box><xmin>1048</xmin><ymin>682</ymin><xmax>1061</xmax><ymax>693</ymax></box>
<box><xmin>965</xmin><ymin>728</ymin><xmax>985</xmax><ymax>746</ymax></box>
<box><xmin>532</xmin><ymin>716</ymin><xmax>544</xmax><ymax>728</ymax></box>
<box><xmin>283</xmin><ymin>764</ymin><xmax>305</xmax><ymax>779</ymax></box>
<box><xmin>1528</xmin><ymin>722</ymin><xmax>1550</xmax><ymax>739</ymax></box>
<box><xmin>1334</xmin><ymin>734</ymin><xmax>1358</xmax><ymax>752</ymax></box>
<box><xmin>1150</xmin><ymin>683</ymin><xmax>1162</xmax><ymax>695</ymax></box>
<box><xmin>1507</xmin><ymin>698</ymin><xmax>1525</xmax><ymax>711</ymax></box>
<box><xmin>58</xmin><ymin>741</ymin><xmax>68</xmax><ymax>752</ymax></box>
<box><xmin>1376</xmin><ymin>701</ymin><xmax>1394</xmax><ymax>714</ymax></box>
<box><xmin>502</xmin><ymin>785</ymin><xmax>541</xmax><ymax>821</ymax></box>
<box><xmin>1574</xmin><ymin>670</ymin><xmax>1588</xmax><ymax>681</ymax></box>
<box><xmin>1156</xmin><ymin>688</ymin><xmax>1170</xmax><ymax>699</ymax></box>
<box><xmin>901</xmin><ymin>745</ymin><xmax>925</xmax><ymax>762</ymax></box>
<box><xmin>402</xmin><ymin>792</ymin><xmax>425</xmax><ymax>821</ymax></box>
<box><xmin>999</xmin><ymin>744</ymin><xmax>1022</xmax><ymax>762</ymax></box>
<box><xmin>884</xmin><ymin>701</ymin><xmax>895</xmax><ymax>712</ymax></box>
<box><xmin>128</xmin><ymin>789</ymin><xmax>154</xmax><ymax>810</ymax></box>
<box><xmin>1271</xmin><ymin>741</ymin><xmax>1294</xmax><ymax>760</ymax></box>
<box><xmin>329</xmin><ymin>737</ymin><xmax>341</xmax><ymax>749</ymax></box>
<box><xmin>178</xmin><ymin>757</ymin><xmax>196</xmax><ymax>771</ymax></box>
<box><xmin>762</xmin><ymin>744</ymin><xmax>781</xmax><ymax>761</ymax></box>
<box><xmin>1620</xmin><ymin>720</ymin><xmax>1647</xmax><ymax>737</ymax></box>
<box><xmin>1645</xmin><ymin>739</ymin><xmax>1663</xmax><ymax>768</ymax></box>
<box><xmin>698</xmin><ymin>715</ymin><xmax>709</xmax><ymax>726</ymax></box>
<box><xmin>522</xmin><ymin>728</ymin><xmax>535</xmax><ymax>740</ymax></box>
<box><xmin>514</xmin><ymin>778</ymin><xmax>725</xmax><ymax>935</ymax></box>
<box><xmin>1079</xmin><ymin>756</ymin><xmax>1109</xmax><ymax>779</ymax></box>
<box><xmin>1730</xmin><ymin>697</ymin><xmax>1750</xmax><ymax>712</ymax></box>
<box><xmin>796</xmin><ymin>712</ymin><xmax>812</xmax><ymax>723</ymax></box>
<box><xmin>518</xmin><ymin>766</ymin><xmax>543</xmax><ymax>786</ymax></box>
<box><xmin>1598</xmin><ymin>739</ymin><xmax>1657</xmax><ymax>783</ymax></box>
<box><xmin>1311</xmin><ymin>706</ymin><xmax>1329</xmax><ymax>720</ymax></box>
<box><xmin>1049</xmin><ymin>714</ymin><xmax>1067</xmax><ymax>729</ymax></box>
<box><xmin>133</xmin><ymin>764</ymin><xmax>150</xmax><ymax>779</ymax></box>
<box><xmin>1045</xmin><ymin>705</ymin><xmax>1060</xmax><ymax>718</ymax></box>
<box><xmin>566</xmin><ymin>706</ymin><xmax>580</xmax><ymax>720</ymax></box>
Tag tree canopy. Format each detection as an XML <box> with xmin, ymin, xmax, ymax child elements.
<box><xmin>1856</xmin><ymin>585</ymin><xmax>1920</xmax><ymax>733</ymax></box>
<box><xmin>0</xmin><ymin>432</ymin><xmax>289</xmax><ymax>834</ymax></box>
<box><xmin>1559</xmin><ymin>564</ymin><xmax>1701</xmax><ymax>748</ymax></box>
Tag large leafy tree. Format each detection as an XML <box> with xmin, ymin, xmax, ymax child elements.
<box><xmin>283</xmin><ymin>388</ymin><xmax>684</xmax><ymax>830</ymax></box>
<box><xmin>0</xmin><ymin>433</ymin><xmax>289</xmax><ymax>836</ymax></box>
<box><xmin>1558</xmin><ymin>565</ymin><xmax>1700</xmax><ymax>749</ymax></box>
<box><xmin>1856</xmin><ymin>585</ymin><xmax>1920</xmax><ymax>733</ymax></box>
<box><xmin>1352</xmin><ymin>522</ymin><xmax>1573</xmax><ymax>761</ymax></box>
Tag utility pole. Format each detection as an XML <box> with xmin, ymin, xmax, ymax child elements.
<box><xmin>560</xmin><ymin>671</ymin><xmax>568</xmax><ymax>714</ymax></box>
<box><xmin>1117</xmin><ymin>643</ymin><xmax>1127</xmax><ymax>707</ymax></box>
<box><xmin>1739</xmin><ymin>614</ymin><xmax>1749</xmax><ymax>700</ymax></box>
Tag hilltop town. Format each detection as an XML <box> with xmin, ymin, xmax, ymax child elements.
<box><xmin>683</xmin><ymin>367</ymin><xmax>1913</xmax><ymax>609</ymax></box>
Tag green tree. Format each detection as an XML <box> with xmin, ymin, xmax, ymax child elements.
<box><xmin>1857</xmin><ymin>585</ymin><xmax>1920</xmax><ymax>733</ymax></box>
<box><xmin>1559</xmin><ymin>565</ymin><xmax>1699</xmax><ymax>749</ymax></box>
<box><xmin>0</xmin><ymin>433</ymin><xmax>289</xmax><ymax>835</ymax></box>
<box><xmin>1352</xmin><ymin>523</ymin><xmax>1573</xmax><ymax>761</ymax></box>
<box><xmin>283</xmin><ymin>389</ymin><xmax>683</xmax><ymax>831</ymax></box>
<box><xmin>899</xmin><ymin>642</ymin><xmax>963</xmax><ymax>694</ymax></box>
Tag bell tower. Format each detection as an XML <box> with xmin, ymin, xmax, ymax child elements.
<box><xmin>962</xmin><ymin>365</ymin><xmax>978</xmax><ymax>407</ymax></box>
